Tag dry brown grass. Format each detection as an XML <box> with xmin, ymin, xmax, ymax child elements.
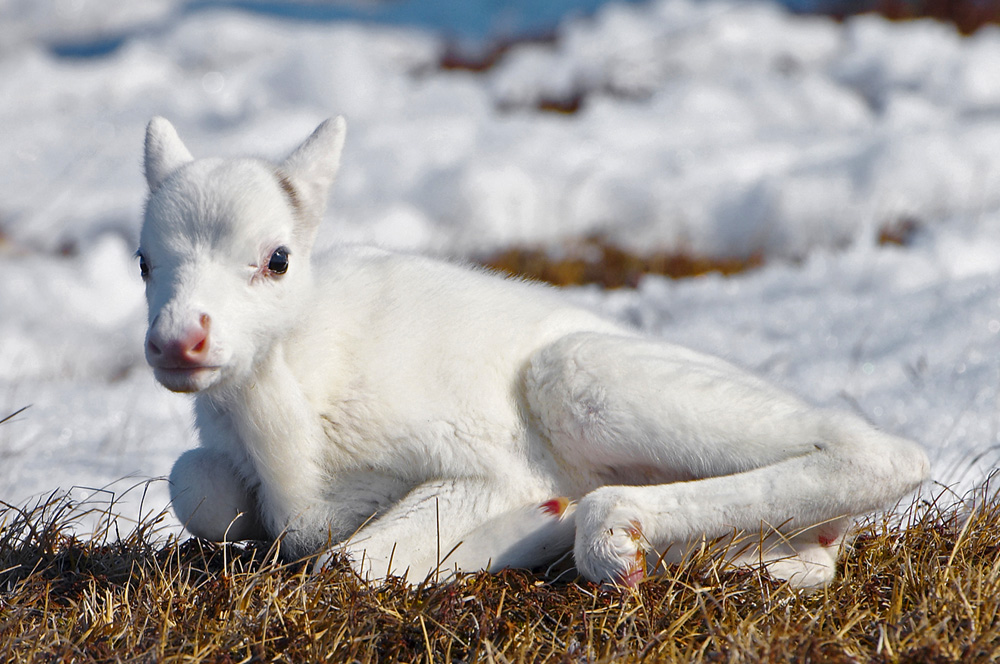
<box><xmin>479</xmin><ymin>238</ymin><xmax>763</xmax><ymax>289</ymax></box>
<box><xmin>477</xmin><ymin>219</ymin><xmax>925</xmax><ymax>288</ymax></box>
<box><xmin>2</xmin><ymin>484</ymin><xmax>1000</xmax><ymax>663</ymax></box>
<box><xmin>848</xmin><ymin>0</ymin><xmax>1000</xmax><ymax>35</ymax></box>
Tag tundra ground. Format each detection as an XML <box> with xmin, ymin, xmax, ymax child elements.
<box><xmin>1</xmin><ymin>482</ymin><xmax>998</xmax><ymax>663</ymax></box>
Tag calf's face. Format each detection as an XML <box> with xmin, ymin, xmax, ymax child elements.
<box><xmin>137</xmin><ymin>117</ymin><xmax>345</xmax><ymax>393</ymax></box>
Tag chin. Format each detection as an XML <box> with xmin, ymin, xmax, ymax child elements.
<box><xmin>154</xmin><ymin>367</ymin><xmax>222</xmax><ymax>393</ymax></box>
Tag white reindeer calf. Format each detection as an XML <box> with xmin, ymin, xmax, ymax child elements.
<box><xmin>139</xmin><ymin>116</ymin><xmax>929</xmax><ymax>588</ymax></box>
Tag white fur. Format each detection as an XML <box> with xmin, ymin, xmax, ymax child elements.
<box><xmin>140</xmin><ymin>117</ymin><xmax>930</xmax><ymax>588</ymax></box>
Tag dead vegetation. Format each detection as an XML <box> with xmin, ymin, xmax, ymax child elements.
<box><xmin>844</xmin><ymin>0</ymin><xmax>1000</xmax><ymax>35</ymax></box>
<box><xmin>2</xmin><ymin>483</ymin><xmax>1000</xmax><ymax>662</ymax></box>
<box><xmin>437</xmin><ymin>0</ymin><xmax>1000</xmax><ymax>118</ymax></box>
<box><xmin>479</xmin><ymin>237</ymin><xmax>763</xmax><ymax>288</ymax></box>
<box><xmin>877</xmin><ymin>216</ymin><xmax>923</xmax><ymax>248</ymax></box>
<box><xmin>477</xmin><ymin>215</ymin><xmax>926</xmax><ymax>288</ymax></box>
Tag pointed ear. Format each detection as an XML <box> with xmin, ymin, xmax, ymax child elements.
<box><xmin>279</xmin><ymin>116</ymin><xmax>347</xmax><ymax>222</ymax></box>
<box><xmin>144</xmin><ymin>117</ymin><xmax>194</xmax><ymax>192</ymax></box>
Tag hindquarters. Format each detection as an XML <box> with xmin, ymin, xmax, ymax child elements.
<box><xmin>524</xmin><ymin>332</ymin><xmax>830</xmax><ymax>488</ymax></box>
<box><xmin>523</xmin><ymin>331</ymin><xmax>928</xmax><ymax>588</ymax></box>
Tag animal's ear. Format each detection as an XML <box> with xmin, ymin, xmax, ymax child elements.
<box><xmin>144</xmin><ymin>117</ymin><xmax>194</xmax><ymax>193</ymax></box>
<box><xmin>279</xmin><ymin>116</ymin><xmax>347</xmax><ymax>223</ymax></box>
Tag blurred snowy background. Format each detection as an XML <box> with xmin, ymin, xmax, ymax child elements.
<box><xmin>2</xmin><ymin>0</ymin><xmax>999</xmax><ymax>534</ymax></box>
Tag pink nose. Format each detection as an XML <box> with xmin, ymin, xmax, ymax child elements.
<box><xmin>147</xmin><ymin>314</ymin><xmax>211</xmax><ymax>366</ymax></box>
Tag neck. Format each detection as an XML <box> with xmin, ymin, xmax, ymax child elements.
<box><xmin>210</xmin><ymin>342</ymin><xmax>330</xmax><ymax>535</ymax></box>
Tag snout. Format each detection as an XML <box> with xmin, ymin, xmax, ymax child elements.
<box><xmin>146</xmin><ymin>313</ymin><xmax>220</xmax><ymax>392</ymax></box>
<box><xmin>147</xmin><ymin>313</ymin><xmax>211</xmax><ymax>365</ymax></box>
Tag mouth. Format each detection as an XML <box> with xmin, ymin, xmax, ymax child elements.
<box><xmin>152</xmin><ymin>365</ymin><xmax>222</xmax><ymax>393</ymax></box>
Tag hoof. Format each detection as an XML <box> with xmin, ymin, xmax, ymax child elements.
<box><xmin>540</xmin><ymin>497</ymin><xmax>573</xmax><ymax>518</ymax></box>
<box><xmin>615</xmin><ymin>520</ymin><xmax>647</xmax><ymax>587</ymax></box>
<box><xmin>576</xmin><ymin>510</ymin><xmax>649</xmax><ymax>588</ymax></box>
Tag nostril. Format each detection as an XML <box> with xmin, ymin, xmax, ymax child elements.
<box><xmin>192</xmin><ymin>315</ymin><xmax>211</xmax><ymax>354</ymax></box>
<box><xmin>189</xmin><ymin>329</ymin><xmax>208</xmax><ymax>356</ymax></box>
<box><xmin>147</xmin><ymin>338</ymin><xmax>162</xmax><ymax>357</ymax></box>
<box><xmin>184</xmin><ymin>315</ymin><xmax>211</xmax><ymax>359</ymax></box>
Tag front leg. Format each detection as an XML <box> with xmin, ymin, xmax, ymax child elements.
<box><xmin>319</xmin><ymin>478</ymin><xmax>575</xmax><ymax>583</ymax></box>
<box><xmin>169</xmin><ymin>447</ymin><xmax>266</xmax><ymax>541</ymax></box>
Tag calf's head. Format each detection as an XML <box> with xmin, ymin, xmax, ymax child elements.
<box><xmin>137</xmin><ymin>117</ymin><xmax>346</xmax><ymax>393</ymax></box>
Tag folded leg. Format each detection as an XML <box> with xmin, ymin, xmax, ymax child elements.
<box><xmin>443</xmin><ymin>497</ymin><xmax>577</xmax><ymax>574</ymax></box>
<box><xmin>169</xmin><ymin>447</ymin><xmax>266</xmax><ymax>541</ymax></box>
<box><xmin>572</xmin><ymin>416</ymin><xmax>924</xmax><ymax>587</ymax></box>
<box><xmin>316</xmin><ymin>479</ymin><xmax>575</xmax><ymax>582</ymax></box>
<box><xmin>525</xmin><ymin>332</ymin><xmax>929</xmax><ymax>587</ymax></box>
<box><xmin>647</xmin><ymin>515</ymin><xmax>851</xmax><ymax>588</ymax></box>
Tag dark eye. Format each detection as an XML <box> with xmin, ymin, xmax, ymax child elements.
<box><xmin>268</xmin><ymin>246</ymin><xmax>290</xmax><ymax>275</ymax></box>
<box><xmin>137</xmin><ymin>252</ymin><xmax>150</xmax><ymax>280</ymax></box>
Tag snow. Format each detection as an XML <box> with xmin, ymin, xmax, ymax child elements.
<box><xmin>2</xmin><ymin>0</ymin><xmax>999</xmax><ymax>536</ymax></box>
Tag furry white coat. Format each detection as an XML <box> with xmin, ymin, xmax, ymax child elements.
<box><xmin>138</xmin><ymin>117</ymin><xmax>929</xmax><ymax>588</ymax></box>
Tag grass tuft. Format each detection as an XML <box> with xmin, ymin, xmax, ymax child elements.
<box><xmin>3</xmin><ymin>484</ymin><xmax>1000</xmax><ymax>661</ymax></box>
<box><xmin>479</xmin><ymin>237</ymin><xmax>763</xmax><ymax>288</ymax></box>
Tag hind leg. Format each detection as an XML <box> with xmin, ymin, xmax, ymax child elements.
<box><xmin>526</xmin><ymin>332</ymin><xmax>928</xmax><ymax>587</ymax></box>
<box><xmin>637</xmin><ymin>515</ymin><xmax>849</xmax><ymax>588</ymax></box>
<box><xmin>571</xmin><ymin>423</ymin><xmax>923</xmax><ymax>588</ymax></box>
<box><xmin>170</xmin><ymin>447</ymin><xmax>266</xmax><ymax>541</ymax></box>
<box><xmin>319</xmin><ymin>479</ymin><xmax>577</xmax><ymax>583</ymax></box>
<box><xmin>747</xmin><ymin>518</ymin><xmax>850</xmax><ymax>588</ymax></box>
<box><xmin>443</xmin><ymin>497</ymin><xmax>577</xmax><ymax>574</ymax></box>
